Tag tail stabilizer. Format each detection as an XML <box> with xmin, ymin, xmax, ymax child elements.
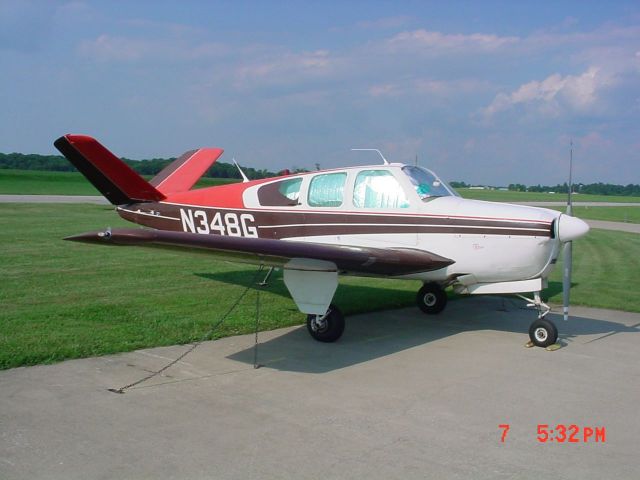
<box><xmin>54</xmin><ymin>134</ymin><xmax>165</xmax><ymax>205</ymax></box>
<box><xmin>150</xmin><ymin>147</ymin><xmax>224</xmax><ymax>195</ymax></box>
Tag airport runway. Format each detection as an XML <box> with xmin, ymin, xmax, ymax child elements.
<box><xmin>584</xmin><ymin>220</ymin><xmax>640</xmax><ymax>234</ymax></box>
<box><xmin>0</xmin><ymin>194</ymin><xmax>108</xmax><ymax>204</ymax></box>
<box><xmin>1</xmin><ymin>296</ymin><xmax>639</xmax><ymax>480</ymax></box>
<box><xmin>518</xmin><ymin>201</ymin><xmax>640</xmax><ymax>207</ymax></box>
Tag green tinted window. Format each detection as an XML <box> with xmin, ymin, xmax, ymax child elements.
<box><xmin>308</xmin><ymin>172</ymin><xmax>347</xmax><ymax>207</ymax></box>
<box><xmin>257</xmin><ymin>177</ymin><xmax>302</xmax><ymax>206</ymax></box>
<box><xmin>278</xmin><ymin>178</ymin><xmax>302</xmax><ymax>201</ymax></box>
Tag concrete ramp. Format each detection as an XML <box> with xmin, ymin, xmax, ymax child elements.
<box><xmin>1</xmin><ymin>297</ymin><xmax>639</xmax><ymax>479</ymax></box>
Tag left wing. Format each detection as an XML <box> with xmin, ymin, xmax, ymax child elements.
<box><xmin>65</xmin><ymin>228</ymin><xmax>454</xmax><ymax>276</ymax></box>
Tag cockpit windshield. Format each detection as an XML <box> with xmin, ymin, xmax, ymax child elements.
<box><xmin>402</xmin><ymin>166</ymin><xmax>459</xmax><ymax>200</ymax></box>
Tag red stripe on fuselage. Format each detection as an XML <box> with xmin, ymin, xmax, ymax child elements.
<box><xmin>164</xmin><ymin>177</ymin><xmax>276</xmax><ymax>209</ymax></box>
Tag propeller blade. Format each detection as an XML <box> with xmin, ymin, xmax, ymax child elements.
<box><xmin>562</xmin><ymin>240</ymin><xmax>572</xmax><ymax>321</ymax></box>
<box><xmin>562</xmin><ymin>138</ymin><xmax>575</xmax><ymax>322</ymax></box>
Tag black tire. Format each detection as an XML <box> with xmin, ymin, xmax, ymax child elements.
<box><xmin>529</xmin><ymin>318</ymin><xmax>558</xmax><ymax>347</ymax></box>
<box><xmin>306</xmin><ymin>304</ymin><xmax>345</xmax><ymax>342</ymax></box>
<box><xmin>416</xmin><ymin>283</ymin><xmax>447</xmax><ymax>314</ymax></box>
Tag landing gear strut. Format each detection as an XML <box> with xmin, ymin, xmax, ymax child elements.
<box><xmin>518</xmin><ymin>292</ymin><xmax>558</xmax><ymax>348</ymax></box>
<box><xmin>306</xmin><ymin>304</ymin><xmax>345</xmax><ymax>342</ymax></box>
<box><xmin>416</xmin><ymin>283</ymin><xmax>447</xmax><ymax>314</ymax></box>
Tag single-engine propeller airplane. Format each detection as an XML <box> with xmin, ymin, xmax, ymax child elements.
<box><xmin>55</xmin><ymin>134</ymin><xmax>589</xmax><ymax>347</ymax></box>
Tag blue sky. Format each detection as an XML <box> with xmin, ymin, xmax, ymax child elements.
<box><xmin>1</xmin><ymin>1</ymin><xmax>639</xmax><ymax>185</ymax></box>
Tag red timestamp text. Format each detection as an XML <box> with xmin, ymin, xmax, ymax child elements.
<box><xmin>499</xmin><ymin>424</ymin><xmax>606</xmax><ymax>443</ymax></box>
<box><xmin>537</xmin><ymin>424</ymin><xmax>606</xmax><ymax>443</ymax></box>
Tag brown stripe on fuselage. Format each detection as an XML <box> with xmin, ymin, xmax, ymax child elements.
<box><xmin>117</xmin><ymin>203</ymin><xmax>553</xmax><ymax>239</ymax></box>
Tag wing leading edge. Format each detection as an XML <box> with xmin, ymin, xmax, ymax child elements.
<box><xmin>65</xmin><ymin>228</ymin><xmax>454</xmax><ymax>276</ymax></box>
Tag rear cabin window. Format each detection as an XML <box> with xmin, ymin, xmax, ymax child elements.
<box><xmin>353</xmin><ymin>170</ymin><xmax>409</xmax><ymax>209</ymax></box>
<box><xmin>257</xmin><ymin>178</ymin><xmax>302</xmax><ymax>206</ymax></box>
<box><xmin>307</xmin><ymin>172</ymin><xmax>347</xmax><ymax>207</ymax></box>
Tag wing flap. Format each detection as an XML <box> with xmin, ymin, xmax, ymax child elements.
<box><xmin>65</xmin><ymin>228</ymin><xmax>454</xmax><ymax>276</ymax></box>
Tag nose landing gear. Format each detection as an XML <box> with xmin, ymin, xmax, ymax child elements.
<box><xmin>517</xmin><ymin>292</ymin><xmax>559</xmax><ymax>348</ymax></box>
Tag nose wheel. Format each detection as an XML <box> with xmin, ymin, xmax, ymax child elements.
<box><xmin>528</xmin><ymin>318</ymin><xmax>558</xmax><ymax>347</ymax></box>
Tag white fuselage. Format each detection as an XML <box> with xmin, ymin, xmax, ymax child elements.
<box><xmin>239</xmin><ymin>163</ymin><xmax>565</xmax><ymax>292</ymax></box>
<box><xmin>289</xmin><ymin>197</ymin><xmax>560</xmax><ymax>285</ymax></box>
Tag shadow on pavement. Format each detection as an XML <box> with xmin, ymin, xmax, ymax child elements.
<box><xmin>227</xmin><ymin>296</ymin><xmax>639</xmax><ymax>373</ymax></box>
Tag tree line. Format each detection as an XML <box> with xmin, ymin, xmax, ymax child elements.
<box><xmin>0</xmin><ymin>152</ymin><xmax>280</xmax><ymax>181</ymax></box>
<box><xmin>507</xmin><ymin>182</ymin><xmax>640</xmax><ymax>196</ymax></box>
<box><xmin>450</xmin><ymin>180</ymin><xmax>640</xmax><ymax>197</ymax></box>
<box><xmin>2</xmin><ymin>152</ymin><xmax>639</xmax><ymax>196</ymax></box>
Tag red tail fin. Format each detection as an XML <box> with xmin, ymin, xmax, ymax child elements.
<box><xmin>54</xmin><ymin>134</ymin><xmax>166</xmax><ymax>205</ymax></box>
<box><xmin>150</xmin><ymin>147</ymin><xmax>223</xmax><ymax>195</ymax></box>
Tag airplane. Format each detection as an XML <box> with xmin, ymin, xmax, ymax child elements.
<box><xmin>54</xmin><ymin>134</ymin><xmax>590</xmax><ymax>348</ymax></box>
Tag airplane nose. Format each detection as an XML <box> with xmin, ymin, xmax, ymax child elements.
<box><xmin>557</xmin><ymin>214</ymin><xmax>590</xmax><ymax>242</ymax></box>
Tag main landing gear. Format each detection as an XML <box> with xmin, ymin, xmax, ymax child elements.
<box><xmin>304</xmin><ymin>286</ymin><xmax>559</xmax><ymax>348</ymax></box>
<box><xmin>306</xmin><ymin>304</ymin><xmax>345</xmax><ymax>343</ymax></box>
<box><xmin>518</xmin><ymin>292</ymin><xmax>558</xmax><ymax>348</ymax></box>
<box><xmin>416</xmin><ymin>282</ymin><xmax>448</xmax><ymax>315</ymax></box>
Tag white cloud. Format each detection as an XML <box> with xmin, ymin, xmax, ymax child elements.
<box><xmin>78</xmin><ymin>34</ymin><xmax>228</xmax><ymax>62</ymax></box>
<box><xmin>368</xmin><ymin>83</ymin><xmax>402</xmax><ymax>97</ymax></box>
<box><xmin>415</xmin><ymin>78</ymin><xmax>489</xmax><ymax>95</ymax></box>
<box><xmin>232</xmin><ymin>50</ymin><xmax>335</xmax><ymax>89</ymax></box>
<box><xmin>482</xmin><ymin>66</ymin><xmax>614</xmax><ymax>117</ymax></box>
<box><xmin>356</xmin><ymin>16</ymin><xmax>412</xmax><ymax>30</ymax></box>
<box><xmin>385</xmin><ymin>29</ymin><xmax>519</xmax><ymax>53</ymax></box>
<box><xmin>368</xmin><ymin>78</ymin><xmax>489</xmax><ymax>98</ymax></box>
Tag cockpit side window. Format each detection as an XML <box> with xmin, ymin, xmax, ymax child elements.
<box><xmin>308</xmin><ymin>172</ymin><xmax>347</xmax><ymax>207</ymax></box>
<box><xmin>402</xmin><ymin>166</ymin><xmax>458</xmax><ymax>200</ymax></box>
<box><xmin>258</xmin><ymin>178</ymin><xmax>302</xmax><ymax>206</ymax></box>
<box><xmin>353</xmin><ymin>170</ymin><xmax>409</xmax><ymax>209</ymax></box>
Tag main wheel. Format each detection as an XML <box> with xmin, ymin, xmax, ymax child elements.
<box><xmin>416</xmin><ymin>283</ymin><xmax>447</xmax><ymax>314</ymax></box>
<box><xmin>528</xmin><ymin>318</ymin><xmax>558</xmax><ymax>347</ymax></box>
<box><xmin>306</xmin><ymin>304</ymin><xmax>345</xmax><ymax>342</ymax></box>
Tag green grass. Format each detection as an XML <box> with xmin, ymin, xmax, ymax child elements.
<box><xmin>457</xmin><ymin>188</ymin><xmax>640</xmax><ymax>203</ymax></box>
<box><xmin>544</xmin><ymin>229</ymin><xmax>640</xmax><ymax>311</ymax></box>
<box><xmin>1</xmin><ymin>203</ymin><xmax>638</xmax><ymax>370</ymax></box>
<box><xmin>547</xmin><ymin>206</ymin><xmax>640</xmax><ymax>224</ymax></box>
<box><xmin>0</xmin><ymin>169</ymin><xmax>237</xmax><ymax>195</ymax></box>
<box><xmin>0</xmin><ymin>204</ymin><xmax>420</xmax><ymax>369</ymax></box>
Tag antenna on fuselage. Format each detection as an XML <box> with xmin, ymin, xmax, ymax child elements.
<box><xmin>351</xmin><ymin>148</ymin><xmax>389</xmax><ymax>165</ymax></box>
<box><xmin>233</xmin><ymin>157</ymin><xmax>250</xmax><ymax>183</ymax></box>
